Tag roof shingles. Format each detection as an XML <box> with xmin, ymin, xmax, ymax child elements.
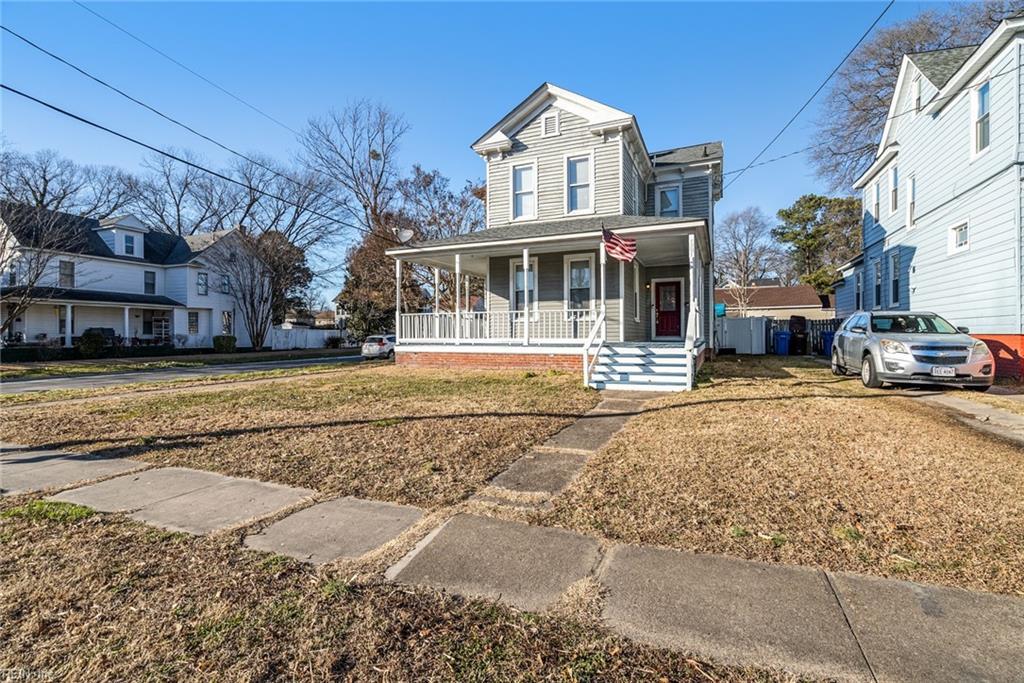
<box><xmin>908</xmin><ymin>45</ymin><xmax>979</xmax><ymax>88</ymax></box>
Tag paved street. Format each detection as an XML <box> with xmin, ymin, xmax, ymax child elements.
<box><xmin>0</xmin><ymin>354</ymin><xmax>363</xmax><ymax>395</ymax></box>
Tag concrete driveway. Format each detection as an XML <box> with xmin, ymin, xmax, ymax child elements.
<box><xmin>0</xmin><ymin>355</ymin><xmax>364</xmax><ymax>395</ymax></box>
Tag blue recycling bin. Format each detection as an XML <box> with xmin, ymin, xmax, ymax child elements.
<box><xmin>821</xmin><ymin>330</ymin><xmax>836</xmax><ymax>356</ymax></box>
<box><xmin>773</xmin><ymin>330</ymin><xmax>791</xmax><ymax>356</ymax></box>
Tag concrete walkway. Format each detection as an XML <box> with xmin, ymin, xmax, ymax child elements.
<box><xmin>915</xmin><ymin>391</ymin><xmax>1024</xmax><ymax>446</ymax></box>
<box><xmin>0</xmin><ymin>354</ymin><xmax>362</xmax><ymax>395</ymax></box>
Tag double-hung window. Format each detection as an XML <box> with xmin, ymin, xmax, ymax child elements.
<box><xmin>221</xmin><ymin>310</ymin><xmax>233</xmax><ymax>335</ymax></box>
<box><xmin>890</xmin><ymin>252</ymin><xmax>901</xmax><ymax>306</ymax></box>
<box><xmin>974</xmin><ymin>81</ymin><xmax>990</xmax><ymax>154</ymax></box>
<box><xmin>655</xmin><ymin>184</ymin><xmax>681</xmax><ymax>217</ymax></box>
<box><xmin>563</xmin><ymin>254</ymin><xmax>594</xmax><ymax>312</ymax></box>
<box><xmin>197</xmin><ymin>271</ymin><xmax>208</xmax><ymax>296</ymax></box>
<box><xmin>855</xmin><ymin>272</ymin><xmax>863</xmax><ymax>310</ymax></box>
<box><xmin>873</xmin><ymin>260</ymin><xmax>882</xmax><ymax>308</ymax></box>
<box><xmin>220</xmin><ymin>274</ymin><xmax>230</xmax><ymax>294</ymax></box>
<box><xmin>510</xmin><ymin>257</ymin><xmax>538</xmax><ymax>312</ymax></box>
<box><xmin>889</xmin><ymin>166</ymin><xmax>898</xmax><ymax>213</ymax></box>
<box><xmin>144</xmin><ymin>270</ymin><xmax>156</xmax><ymax>295</ymax></box>
<box><xmin>124</xmin><ymin>234</ymin><xmax>136</xmax><ymax>256</ymax></box>
<box><xmin>142</xmin><ymin>310</ymin><xmax>154</xmax><ymax>336</ymax></box>
<box><xmin>907</xmin><ymin>175</ymin><xmax>916</xmax><ymax>228</ymax></box>
<box><xmin>58</xmin><ymin>260</ymin><xmax>75</xmax><ymax>288</ymax></box>
<box><xmin>187</xmin><ymin>311</ymin><xmax>199</xmax><ymax>335</ymax></box>
<box><xmin>511</xmin><ymin>162</ymin><xmax>536</xmax><ymax>220</ymax></box>
<box><xmin>872</xmin><ymin>183</ymin><xmax>880</xmax><ymax>224</ymax></box>
<box><xmin>565</xmin><ymin>154</ymin><xmax>592</xmax><ymax>214</ymax></box>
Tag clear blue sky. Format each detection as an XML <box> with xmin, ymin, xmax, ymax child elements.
<box><xmin>2</xmin><ymin>1</ymin><xmax>933</xmax><ymax>279</ymax></box>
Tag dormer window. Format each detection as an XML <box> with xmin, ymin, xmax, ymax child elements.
<box><xmin>124</xmin><ymin>233</ymin><xmax>136</xmax><ymax>256</ymax></box>
<box><xmin>541</xmin><ymin>111</ymin><xmax>560</xmax><ymax>138</ymax></box>
<box><xmin>655</xmin><ymin>184</ymin><xmax>681</xmax><ymax>217</ymax></box>
<box><xmin>565</xmin><ymin>153</ymin><xmax>593</xmax><ymax>215</ymax></box>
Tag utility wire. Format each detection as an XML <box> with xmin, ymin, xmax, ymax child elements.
<box><xmin>0</xmin><ymin>83</ymin><xmax>396</xmax><ymax>245</ymax></box>
<box><xmin>71</xmin><ymin>0</ymin><xmax>300</xmax><ymax>136</ymax></box>
<box><xmin>725</xmin><ymin>0</ymin><xmax>896</xmax><ymax>190</ymax></box>
<box><xmin>1</xmin><ymin>24</ymin><xmax>359</xmax><ymax>237</ymax></box>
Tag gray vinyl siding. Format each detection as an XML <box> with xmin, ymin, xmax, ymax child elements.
<box><xmin>643</xmin><ymin>175</ymin><xmax>711</xmax><ymax>219</ymax></box>
<box><xmin>485</xmin><ymin>107</ymin><xmax>620</xmax><ymax>227</ymax></box>
<box><xmin>622</xmin><ymin>145</ymin><xmax>641</xmax><ymax>215</ymax></box>
<box><xmin>622</xmin><ymin>260</ymin><xmax>646</xmax><ymax>341</ymax></box>
<box><xmin>850</xmin><ymin>39</ymin><xmax>1022</xmax><ymax>336</ymax></box>
<box><xmin>486</xmin><ymin>250</ymin><xmax>624</xmax><ymax>340</ymax></box>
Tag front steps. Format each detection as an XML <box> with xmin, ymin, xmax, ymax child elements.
<box><xmin>587</xmin><ymin>344</ymin><xmax>692</xmax><ymax>392</ymax></box>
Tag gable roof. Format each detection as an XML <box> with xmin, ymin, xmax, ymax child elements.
<box><xmin>715</xmin><ymin>284</ymin><xmax>831</xmax><ymax>310</ymax></box>
<box><xmin>907</xmin><ymin>45</ymin><xmax>979</xmax><ymax>88</ymax></box>
<box><xmin>0</xmin><ymin>201</ymin><xmax>231</xmax><ymax>266</ymax></box>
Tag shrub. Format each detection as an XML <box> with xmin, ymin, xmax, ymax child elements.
<box><xmin>212</xmin><ymin>335</ymin><xmax>237</xmax><ymax>353</ymax></box>
<box><xmin>75</xmin><ymin>329</ymin><xmax>106</xmax><ymax>358</ymax></box>
<box><xmin>324</xmin><ymin>335</ymin><xmax>343</xmax><ymax>348</ymax></box>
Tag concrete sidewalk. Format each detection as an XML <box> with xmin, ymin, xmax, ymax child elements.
<box><xmin>915</xmin><ymin>391</ymin><xmax>1024</xmax><ymax>446</ymax></box>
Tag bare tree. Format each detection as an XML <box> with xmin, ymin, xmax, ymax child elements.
<box><xmin>205</xmin><ymin>231</ymin><xmax>275</xmax><ymax>349</ymax></box>
<box><xmin>0</xmin><ymin>147</ymin><xmax>137</xmax><ymax>219</ymax></box>
<box><xmin>714</xmin><ymin>207</ymin><xmax>781</xmax><ymax>316</ymax></box>
<box><xmin>813</xmin><ymin>1</ymin><xmax>1023</xmax><ymax>190</ymax></box>
<box><xmin>133</xmin><ymin>152</ymin><xmax>236</xmax><ymax>235</ymax></box>
<box><xmin>0</xmin><ymin>202</ymin><xmax>89</xmax><ymax>338</ymax></box>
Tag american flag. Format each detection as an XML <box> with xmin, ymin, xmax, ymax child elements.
<box><xmin>602</xmin><ymin>227</ymin><xmax>637</xmax><ymax>262</ymax></box>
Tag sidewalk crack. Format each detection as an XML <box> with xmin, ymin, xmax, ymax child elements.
<box><xmin>823</xmin><ymin>570</ymin><xmax>878</xmax><ymax>683</ymax></box>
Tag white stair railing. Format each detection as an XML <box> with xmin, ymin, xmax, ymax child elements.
<box><xmin>581</xmin><ymin>310</ymin><xmax>607</xmax><ymax>386</ymax></box>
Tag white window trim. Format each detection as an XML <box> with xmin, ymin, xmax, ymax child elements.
<box><xmin>632</xmin><ymin>261</ymin><xmax>641</xmax><ymax>322</ymax></box>
<box><xmin>912</xmin><ymin>75</ymin><xmax>922</xmax><ymax>115</ymax></box>
<box><xmin>872</xmin><ymin>182</ymin><xmax>881</xmax><ymax>226</ymax></box>
<box><xmin>971</xmin><ymin>79</ymin><xmax>992</xmax><ymax>160</ymax></box>
<box><xmin>509</xmin><ymin>256</ymin><xmax>540</xmax><ymax>315</ymax></box>
<box><xmin>562</xmin><ymin>253</ymin><xmax>596</xmax><ymax>313</ymax></box>
<box><xmin>197</xmin><ymin>271</ymin><xmax>209</xmax><ymax>296</ymax></box>
<box><xmin>509</xmin><ymin>159</ymin><xmax>538</xmax><ymax>222</ymax></box>
<box><xmin>564</xmin><ymin>151</ymin><xmax>596</xmax><ymax>216</ymax></box>
<box><xmin>124</xmin><ymin>233</ymin><xmax>136</xmax><ymax>256</ymax></box>
<box><xmin>889</xmin><ymin>165</ymin><xmax>899</xmax><ymax>214</ymax></box>
<box><xmin>540</xmin><ymin>110</ymin><xmax>560</xmax><ymax>138</ymax></box>
<box><xmin>948</xmin><ymin>220</ymin><xmax>970</xmax><ymax>255</ymax></box>
<box><xmin>855</xmin><ymin>271</ymin><xmax>864</xmax><ymax>310</ymax></box>
<box><xmin>654</xmin><ymin>182</ymin><xmax>683</xmax><ymax>217</ymax></box>
<box><xmin>144</xmin><ymin>270</ymin><xmax>156</xmax><ymax>295</ymax></box>
<box><xmin>906</xmin><ymin>175</ymin><xmax>916</xmax><ymax>230</ymax></box>
<box><xmin>889</xmin><ymin>252</ymin><xmax>901</xmax><ymax>306</ymax></box>
<box><xmin>872</xmin><ymin>260</ymin><xmax>882</xmax><ymax>310</ymax></box>
<box><xmin>58</xmin><ymin>260</ymin><xmax>75</xmax><ymax>289</ymax></box>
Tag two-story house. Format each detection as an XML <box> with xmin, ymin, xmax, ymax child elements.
<box><xmin>386</xmin><ymin>84</ymin><xmax>723</xmax><ymax>390</ymax></box>
<box><xmin>1</xmin><ymin>201</ymin><xmax>261</xmax><ymax>349</ymax></box>
<box><xmin>835</xmin><ymin>15</ymin><xmax>1024</xmax><ymax>378</ymax></box>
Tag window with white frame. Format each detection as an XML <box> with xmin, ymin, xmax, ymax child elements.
<box><xmin>855</xmin><ymin>271</ymin><xmax>863</xmax><ymax>310</ymax></box>
<box><xmin>511</xmin><ymin>163</ymin><xmax>536</xmax><ymax>220</ymax></box>
<box><xmin>633</xmin><ymin>262</ymin><xmax>641</xmax><ymax>322</ymax></box>
<box><xmin>124</xmin><ymin>233</ymin><xmax>136</xmax><ymax>256</ymax></box>
<box><xmin>220</xmin><ymin>274</ymin><xmax>230</xmax><ymax>294</ymax></box>
<box><xmin>197</xmin><ymin>271</ymin><xmax>208</xmax><ymax>296</ymax></box>
<box><xmin>872</xmin><ymin>260</ymin><xmax>882</xmax><ymax>309</ymax></box>
<box><xmin>142</xmin><ymin>310</ymin><xmax>154</xmax><ymax>336</ymax></box>
<box><xmin>889</xmin><ymin>166</ymin><xmax>898</xmax><ymax>213</ymax></box>
<box><xmin>950</xmin><ymin>222</ymin><xmax>969</xmax><ymax>253</ymax></box>
<box><xmin>565</xmin><ymin>154</ymin><xmax>592</xmax><ymax>214</ymax></box>
<box><xmin>541</xmin><ymin>111</ymin><xmax>559</xmax><ymax>137</ymax></box>
<box><xmin>144</xmin><ymin>270</ymin><xmax>156</xmax><ymax>295</ymax></box>
<box><xmin>187</xmin><ymin>311</ymin><xmax>199</xmax><ymax>335</ymax></box>
<box><xmin>510</xmin><ymin>257</ymin><xmax>538</xmax><ymax>312</ymax></box>
<box><xmin>655</xmin><ymin>184</ymin><xmax>681</xmax><ymax>217</ymax></box>
<box><xmin>890</xmin><ymin>251</ymin><xmax>901</xmax><ymax>306</ymax></box>
<box><xmin>912</xmin><ymin>75</ymin><xmax>922</xmax><ymax>113</ymax></box>
<box><xmin>221</xmin><ymin>310</ymin><xmax>233</xmax><ymax>335</ymax></box>
<box><xmin>907</xmin><ymin>175</ymin><xmax>917</xmax><ymax>228</ymax></box>
<box><xmin>872</xmin><ymin>182</ymin><xmax>880</xmax><ymax>223</ymax></box>
<box><xmin>563</xmin><ymin>254</ymin><xmax>594</xmax><ymax>311</ymax></box>
<box><xmin>58</xmin><ymin>260</ymin><xmax>75</xmax><ymax>288</ymax></box>
<box><xmin>974</xmin><ymin>81</ymin><xmax>990</xmax><ymax>154</ymax></box>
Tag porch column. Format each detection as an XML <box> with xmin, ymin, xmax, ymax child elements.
<box><xmin>64</xmin><ymin>304</ymin><xmax>72</xmax><ymax>347</ymax></box>
<box><xmin>686</xmin><ymin>234</ymin><xmax>697</xmax><ymax>348</ymax></box>
<box><xmin>395</xmin><ymin>258</ymin><xmax>402</xmax><ymax>342</ymax></box>
<box><xmin>123</xmin><ymin>306</ymin><xmax>132</xmax><ymax>346</ymax></box>
<box><xmin>599</xmin><ymin>241</ymin><xmax>607</xmax><ymax>338</ymax></box>
<box><xmin>522</xmin><ymin>247</ymin><xmax>530</xmax><ymax>346</ymax></box>
<box><xmin>433</xmin><ymin>267</ymin><xmax>440</xmax><ymax>339</ymax></box>
<box><xmin>454</xmin><ymin>253</ymin><xmax>462</xmax><ymax>345</ymax></box>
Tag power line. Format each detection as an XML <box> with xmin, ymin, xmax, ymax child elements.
<box><xmin>1</xmin><ymin>24</ymin><xmax>359</xmax><ymax>237</ymax></box>
<box><xmin>71</xmin><ymin>0</ymin><xmax>300</xmax><ymax>136</ymax></box>
<box><xmin>725</xmin><ymin>0</ymin><xmax>896</xmax><ymax>191</ymax></box>
<box><xmin>1</xmin><ymin>83</ymin><xmax>395</xmax><ymax>245</ymax></box>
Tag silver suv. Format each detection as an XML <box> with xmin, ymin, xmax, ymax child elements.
<box><xmin>832</xmin><ymin>311</ymin><xmax>994</xmax><ymax>391</ymax></box>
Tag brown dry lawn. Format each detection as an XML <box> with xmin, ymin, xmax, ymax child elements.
<box><xmin>0</xmin><ymin>498</ymin><xmax>790</xmax><ymax>682</ymax></box>
<box><xmin>0</xmin><ymin>365</ymin><xmax>598</xmax><ymax>508</ymax></box>
<box><xmin>536</xmin><ymin>356</ymin><xmax>1024</xmax><ymax>596</ymax></box>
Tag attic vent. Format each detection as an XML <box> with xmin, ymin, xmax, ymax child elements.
<box><xmin>541</xmin><ymin>111</ymin><xmax>560</xmax><ymax>137</ymax></box>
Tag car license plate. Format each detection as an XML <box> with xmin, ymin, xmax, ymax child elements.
<box><xmin>931</xmin><ymin>366</ymin><xmax>956</xmax><ymax>377</ymax></box>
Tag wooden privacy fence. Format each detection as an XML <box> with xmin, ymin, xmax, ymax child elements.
<box><xmin>766</xmin><ymin>318</ymin><xmax>842</xmax><ymax>354</ymax></box>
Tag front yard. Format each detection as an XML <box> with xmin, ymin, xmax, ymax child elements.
<box><xmin>535</xmin><ymin>356</ymin><xmax>1024</xmax><ymax>596</ymax></box>
<box><xmin>0</xmin><ymin>366</ymin><xmax>598</xmax><ymax>508</ymax></box>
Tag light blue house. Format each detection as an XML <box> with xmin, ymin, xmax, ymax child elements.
<box><xmin>835</xmin><ymin>15</ymin><xmax>1024</xmax><ymax>378</ymax></box>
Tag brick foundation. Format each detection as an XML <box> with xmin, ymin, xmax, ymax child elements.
<box><xmin>977</xmin><ymin>334</ymin><xmax>1024</xmax><ymax>380</ymax></box>
<box><xmin>396</xmin><ymin>350</ymin><xmax>583</xmax><ymax>372</ymax></box>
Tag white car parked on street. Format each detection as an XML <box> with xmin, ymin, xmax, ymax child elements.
<box><xmin>361</xmin><ymin>334</ymin><xmax>396</xmax><ymax>360</ymax></box>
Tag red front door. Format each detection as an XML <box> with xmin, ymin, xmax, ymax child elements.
<box><xmin>655</xmin><ymin>281</ymin><xmax>681</xmax><ymax>337</ymax></box>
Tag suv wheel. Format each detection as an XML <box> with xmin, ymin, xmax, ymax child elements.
<box><xmin>387</xmin><ymin>349</ymin><xmax>395</xmax><ymax>360</ymax></box>
<box><xmin>861</xmin><ymin>354</ymin><xmax>882</xmax><ymax>388</ymax></box>
<box><xmin>831</xmin><ymin>349</ymin><xmax>846</xmax><ymax>376</ymax></box>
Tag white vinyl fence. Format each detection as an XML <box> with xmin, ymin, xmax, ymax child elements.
<box><xmin>714</xmin><ymin>316</ymin><xmax>769</xmax><ymax>355</ymax></box>
<box><xmin>269</xmin><ymin>326</ymin><xmax>340</xmax><ymax>350</ymax></box>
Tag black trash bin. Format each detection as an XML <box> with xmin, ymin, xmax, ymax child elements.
<box><xmin>789</xmin><ymin>331</ymin><xmax>808</xmax><ymax>355</ymax></box>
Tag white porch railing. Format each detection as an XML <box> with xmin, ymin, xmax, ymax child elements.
<box><xmin>398</xmin><ymin>310</ymin><xmax>598</xmax><ymax>343</ymax></box>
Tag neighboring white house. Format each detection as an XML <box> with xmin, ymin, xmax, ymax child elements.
<box><xmin>1</xmin><ymin>201</ymin><xmax>264</xmax><ymax>349</ymax></box>
<box><xmin>385</xmin><ymin>83</ymin><xmax>723</xmax><ymax>391</ymax></box>
<box><xmin>834</xmin><ymin>15</ymin><xmax>1024</xmax><ymax>378</ymax></box>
